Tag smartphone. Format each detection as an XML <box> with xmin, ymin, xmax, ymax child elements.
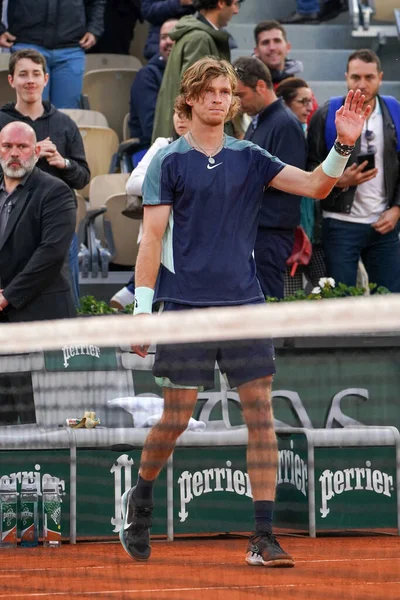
<box><xmin>357</xmin><ymin>152</ymin><xmax>375</xmax><ymax>171</ymax></box>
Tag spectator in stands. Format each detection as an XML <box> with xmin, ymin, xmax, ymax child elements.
<box><xmin>0</xmin><ymin>49</ymin><xmax>91</xmax><ymax>306</ymax></box>
<box><xmin>307</xmin><ymin>49</ymin><xmax>400</xmax><ymax>292</ymax></box>
<box><xmin>0</xmin><ymin>0</ymin><xmax>106</xmax><ymax>108</ymax></box>
<box><xmin>0</xmin><ymin>121</ymin><xmax>76</xmax><ymax>424</ymax></box>
<box><xmin>152</xmin><ymin>0</ymin><xmax>241</xmax><ymax>141</ymax></box>
<box><xmin>110</xmin><ymin>109</ymin><xmax>191</xmax><ymax>309</ymax></box>
<box><xmin>88</xmin><ymin>0</ymin><xmax>142</xmax><ymax>55</ymax></box>
<box><xmin>234</xmin><ymin>57</ymin><xmax>307</xmax><ymax>299</ymax></box>
<box><xmin>129</xmin><ymin>19</ymin><xmax>178</xmax><ymax>151</ymax></box>
<box><xmin>276</xmin><ymin>77</ymin><xmax>326</xmax><ymax>294</ymax></box>
<box><xmin>142</xmin><ymin>0</ymin><xmax>195</xmax><ymax>61</ymax></box>
<box><xmin>281</xmin><ymin>0</ymin><xmax>346</xmax><ymax>24</ymax></box>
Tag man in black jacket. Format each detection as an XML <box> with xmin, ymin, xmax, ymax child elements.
<box><xmin>234</xmin><ymin>56</ymin><xmax>307</xmax><ymax>299</ymax></box>
<box><xmin>0</xmin><ymin>0</ymin><xmax>106</xmax><ymax>108</ymax></box>
<box><xmin>0</xmin><ymin>49</ymin><xmax>91</xmax><ymax>306</ymax></box>
<box><xmin>307</xmin><ymin>49</ymin><xmax>400</xmax><ymax>292</ymax></box>
<box><xmin>0</xmin><ymin>121</ymin><xmax>76</xmax><ymax>424</ymax></box>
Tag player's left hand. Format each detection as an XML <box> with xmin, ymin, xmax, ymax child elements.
<box><xmin>335</xmin><ymin>89</ymin><xmax>372</xmax><ymax>147</ymax></box>
<box><xmin>372</xmin><ymin>206</ymin><xmax>400</xmax><ymax>235</ymax></box>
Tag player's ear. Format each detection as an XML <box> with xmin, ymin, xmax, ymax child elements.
<box><xmin>186</xmin><ymin>95</ymin><xmax>195</xmax><ymax>107</ymax></box>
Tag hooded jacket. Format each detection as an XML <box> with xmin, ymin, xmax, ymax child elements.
<box><xmin>0</xmin><ymin>0</ymin><xmax>106</xmax><ymax>49</ymax></box>
<box><xmin>0</xmin><ymin>102</ymin><xmax>90</xmax><ymax>191</ymax></box>
<box><xmin>152</xmin><ymin>14</ymin><xmax>231</xmax><ymax>141</ymax></box>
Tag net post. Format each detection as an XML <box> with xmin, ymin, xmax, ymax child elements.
<box><xmin>167</xmin><ymin>454</ymin><xmax>174</xmax><ymax>542</ymax></box>
<box><xmin>65</xmin><ymin>426</ymin><xmax>77</xmax><ymax>545</ymax></box>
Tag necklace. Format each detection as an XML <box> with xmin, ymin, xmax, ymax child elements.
<box><xmin>188</xmin><ymin>131</ymin><xmax>225</xmax><ymax>165</ymax></box>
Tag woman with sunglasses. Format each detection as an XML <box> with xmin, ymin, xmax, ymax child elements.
<box><xmin>276</xmin><ymin>78</ymin><xmax>326</xmax><ymax>294</ymax></box>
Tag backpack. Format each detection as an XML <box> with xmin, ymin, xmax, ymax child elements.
<box><xmin>325</xmin><ymin>95</ymin><xmax>400</xmax><ymax>152</ymax></box>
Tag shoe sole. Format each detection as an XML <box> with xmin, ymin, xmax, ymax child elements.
<box><xmin>119</xmin><ymin>489</ymin><xmax>151</xmax><ymax>561</ymax></box>
<box><xmin>245</xmin><ymin>552</ymin><xmax>295</xmax><ymax>568</ymax></box>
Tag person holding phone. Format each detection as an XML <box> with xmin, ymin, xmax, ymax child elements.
<box><xmin>307</xmin><ymin>49</ymin><xmax>400</xmax><ymax>292</ymax></box>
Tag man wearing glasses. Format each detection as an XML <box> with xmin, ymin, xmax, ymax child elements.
<box><xmin>307</xmin><ymin>49</ymin><xmax>400</xmax><ymax>292</ymax></box>
<box><xmin>233</xmin><ymin>56</ymin><xmax>307</xmax><ymax>299</ymax></box>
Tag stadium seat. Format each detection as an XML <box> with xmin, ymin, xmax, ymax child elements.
<box><xmin>75</xmin><ymin>191</ymin><xmax>87</xmax><ymax>233</ymax></box>
<box><xmin>78</xmin><ymin>126</ymin><xmax>119</xmax><ymax>197</ymax></box>
<box><xmin>122</xmin><ymin>112</ymin><xmax>130</xmax><ymax>141</ymax></box>
<box><xmin>0</xmin><ymin>69</ymin><xmax>16</xmax><ymax>106</ymax></box>
<box><xmin>0</xmin><ymin>52</ymin><xmax>10</xmax><ymax>70</ymax></box>
<box><xmin>82</xmin><ymin>69</ymin><xmax>138</xmax><ymax>140</ymax></box>
<box><xmin>374</xmin><ymin>0</ymin><xmax>399</xmax><ymax>22</ymax></box>
<box><xmin>89</xmin><ymin>173</ymin><xmax>129</xmax><ymax>210</ymax></box>
<box><xmin>103</xmin><ymin>193</ymin><xmax>141</xmax><ymax>267</ymax></box>
<box><xmin>59</xmin><ymin>108</ymin><xmax>109</xmax><ymax>128</ymax></box>
<box><xmin>85</xmin><ymin>53</ymin><xmax>142</xmax><ymax>74</ymax></box>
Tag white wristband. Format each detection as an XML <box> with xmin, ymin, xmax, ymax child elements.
<box><xmin>322</xmin><ymin>146</ymin><xmax>351</xmax><ymax>179</ymax></box>
<box><xmin>133</xmin><ymin>287</ymin><xmax>154</xmax><ymax>315</ymax></box>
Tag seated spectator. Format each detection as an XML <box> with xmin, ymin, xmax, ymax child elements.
<box><xmin>276</xmin><ymin>77</ymin><xmax>326</xmax><ymax>294</ymax></box>
<box><xmin>0</xmin><ymin>0</ymin><xmax>106</xmax><ymax>108</ymax></box>
<box><xmin>129</xmin><ymin>19</ymin><xmax>178</xmax><ymax>153</ymax></box>
<box><xmin>253</xmin><ymin>20</ymin><xmax>318</xmax><ymax>122</ymax></box>
<box><xmin>110</xmin><ymin>110</ymin><xmax>190</xmax><ymax>309</ymax></box>
<box><xmin>281</xmin><ymin>0</ymin><xmax>346</xmax><ymax>24</ymax></box>
<box><xmin>142</xmin><ymin>0</ymin><xmax>195</xmax><ymax>60</ymax></box>
<box><xmin>88</xmin><ymin>0</ymin><xmax>142</xmax><ymax>55</ymax></box>
<box><xmin>0</xmin><ymin>49</ymin><xmax>91</xmax><ymax>307</ymax></box>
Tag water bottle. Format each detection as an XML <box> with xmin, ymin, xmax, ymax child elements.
<box><xmin>0</xmin><ymin>476</ymin><xmax>18</xmax><ymax>548</ymax></box>
<box><xmin>42</xmin><ymin>476</ymin><xmax>62</xmax><ymax>548</ymax></box>
<box><xmin>20</xmin><ymin>476</ymin><xmax>39</xmax><ymax>547</ymax></box>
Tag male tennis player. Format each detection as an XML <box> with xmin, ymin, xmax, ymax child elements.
<box><xmin>120</xmin><ymin>57</ymin><xmax>371</xmax><ymax>567</ymax></box>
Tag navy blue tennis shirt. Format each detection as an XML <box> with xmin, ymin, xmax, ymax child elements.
<box><xmin>142</xmin><ymin>135</ymin><xmax>286</xmax><ymax>306</ymax></box>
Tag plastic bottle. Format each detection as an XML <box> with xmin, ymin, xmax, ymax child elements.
<box><xmin>0</xmin><ymin>476</ymin><xmax>18</xmax><ymax>548</ymax></box>
<box><xmin>42</xmin><ymin>476</ymin><xmax>62</xmax><ymax>547</ymax></box>
<box><xmin>20</xmin><ymin>476</ymin><xmax>39</xmax><ymax>547</ymax></box>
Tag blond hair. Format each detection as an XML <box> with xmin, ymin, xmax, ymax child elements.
<box><xmin>174</xmin><ymin>56</ymin><xmax>240</xmax><ymax>121</ymax></box>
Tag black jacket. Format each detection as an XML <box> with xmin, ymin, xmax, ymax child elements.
<box><xmin>308</xmin><ymin>96</ymin><xmax>400</xmax><ymax>213</ymax></box>
<box><xmin>245</xmin><ymin>98</ymin><xmax>307</xmax><ymax>229</ymax></box>
<box><xmin>0</xmin><ymin>102</ymin><xmax>90</xmax><ymax>191</ymax></box>
<box><xmin>129</xmin><ymin>53</ymin><xmax>165</xmax><ymax>145</ymax></box>
<box><xmin>142</xmin><ymin>0</ymin><xmax>195</xmax><ymax>60</ymax></box>
<box><xmin>0</xmin><ymin>168</ymin><xmax>76</xmax><ymax>322</ymax></box>
<box><xmin>0</xmin><ymin>0</ymin><xmax>106</xmax><ymax>49</ymax></box>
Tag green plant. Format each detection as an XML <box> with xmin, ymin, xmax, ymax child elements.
<box><xmin>78</xmin><ymin>295</ymin><xmax>118</xmax><ymax>315</ymax></box>
<box><xmin>266</xmin><ymin>277</ymin><xmax>390</xmax><ymax>302</ymax></box>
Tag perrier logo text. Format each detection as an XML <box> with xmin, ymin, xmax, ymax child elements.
<box><xmin>319</xmin><ymin>460</ymin><xmax>393</xmax><ymax>518</ymax></box>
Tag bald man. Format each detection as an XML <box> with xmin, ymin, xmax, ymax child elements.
<box><xmin>0</xmin><ymin>121</ymin><xmax>76</xmax><ymax>424</ymax></box>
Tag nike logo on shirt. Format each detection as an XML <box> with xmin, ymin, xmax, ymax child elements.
<box><xmin>207</xmin><ymin>162</ymin><xmax>223</xmax><ymax>170</ymax></box>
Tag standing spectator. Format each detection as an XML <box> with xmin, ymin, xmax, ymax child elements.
<box><xmin>152</xmin><ymin>0</ymin><xmax>241</xmax><ymax>141</ymax></box>
<box><xmin>253</xmin><ymin>20</ymin><xmax>318</xmax><ymax>122</ymax></box>
<box><xmin>0</xmin><ymin>0</ymin><xmax>106</xmax><ymax>108</ymax></box>
<box><xmin>129</xmin><ymin>19</ymin><xmax>178</xmax><ymax>150</ymax></box>
<box><xmin>276</xmin><ymin>77</ymin><xmax>326</xmax><ymax>294</ymax></box>
<box><xmin>87</xmin><ymin>0</ymin><xmax>142</xmax><ymax>55</ymax></box>
<box><xmin>142</xmin><ymin>0</ymin><xmax>195</xmax><ymax>61</ymax></box>
<box><xmin>308</xmin><ymin>49</ymin><xmax>400</xmax><ymax>292</ymax></box>
<box><xmin>0</xmin><ymin>49</ymin><xmax>91</xmax><ymax>306</ymax></box>
<box><xmin>0</xmin><ymin>121</ymin><xmax>76</xmax><ymax>424</ymax></box>
<box><xmin>234</xmin><ymin>57</ymin><xmax>307</xmax><ymax>299</ymax></box>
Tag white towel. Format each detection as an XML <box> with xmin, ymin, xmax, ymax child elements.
<box><xmin>108</xmin><ymin>396</ymin><xmax>206</xmax><ymax>431</ymax></box>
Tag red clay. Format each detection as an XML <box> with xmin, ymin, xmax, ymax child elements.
<box><xmin>0</xmin><ymin>534</ymin><xmax>399</xmax><ymax>599</ymax></box>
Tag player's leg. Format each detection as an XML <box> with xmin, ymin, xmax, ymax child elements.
<box><xmin>120</xmin><ymin>386</ymin><xmax>198</xmax><ymax>561</ymax></box>
<box><xmin>238</xmin><ymin>376</ymin><xmax>295</xmax><ymax>567</ymax></box>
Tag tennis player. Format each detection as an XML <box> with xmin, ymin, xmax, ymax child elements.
<box><xmin>120</xmin><ymin>57</ymin><xmax>371</xmax><ymax>567</ymax></box>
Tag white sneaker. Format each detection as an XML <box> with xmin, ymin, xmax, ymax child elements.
<box><xmin>110</xmin><ymin>286</ymin><xmax>135</xmax><ymax>310</ymax></box>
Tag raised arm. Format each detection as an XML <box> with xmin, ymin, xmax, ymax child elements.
<box><xmin>270</xmin><ymin>89</ymin><xmax>372</xmax><ymax>199</ymax></box>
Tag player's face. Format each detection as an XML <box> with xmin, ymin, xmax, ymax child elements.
<box><xmin>9</xmin><ymin>58</ymin><xmax>49</xmax><ymax>104</ymax></box>
<box><xmin>287</xmin><ymin>87</ymin><xmax>313</xmax><ymax>124</ymax></box>
<box><xmin>346</xmin><ymin>59</ymin><xmax>382</xmax><ymax>106</ymax></box>
<box><xmin>173</xmin><ymin>111</ymin><xmax>190</xmax><ymax>136</ymax></box>
<box><xmin>235</xmin><ymin>80</ymin><xmax>266</xmax><ymax>117</ymax></box>
<box><xmin>188</xmin><ymin>75</ymin><xmax>233</xmax><ymax>126</ymax></box>
<box><xmin>254</xmin><ymin>29</ymin><xmax>291</xmax><ymax>71</ymax></box>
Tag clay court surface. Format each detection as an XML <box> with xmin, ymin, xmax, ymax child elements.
<box><xmin>0</xmin><ymin>534</ymin><xmax>399</xmax><ymax>599</ymax></box>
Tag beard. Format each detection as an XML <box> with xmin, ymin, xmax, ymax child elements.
<box><xmin>0</xmin><ymin>153</ymin><xmax>38</xmax><ymax>178</ymax></box>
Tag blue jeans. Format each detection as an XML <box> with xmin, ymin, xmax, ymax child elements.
<box><xmin>12</xmin><ymin>44</ymin><xmax>85</xmax><ymax>108</ymax></box>
<box><xmin>297</xmin><ymin>0</ymin><xmax>320</xmax><ymax>14</ymax></box>
<box><xmin>322</xmin><ymin>217</ymin><xmax>400</xmax><ymax>292</ymax></box>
